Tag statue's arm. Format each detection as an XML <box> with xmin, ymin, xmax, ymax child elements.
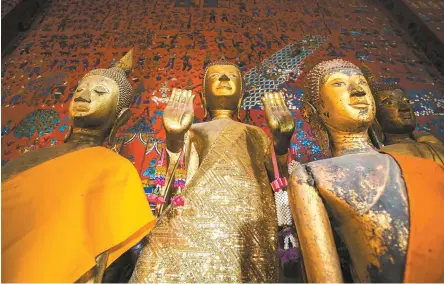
<box><xmin>261</xmin><ymin>91</ymin><xmax>295</xmax><ymax>180</ymax></box>
<box><xmin>287</xmin><ymin>161</ymin><xmax>343</xmax><ymax>282</ymax></box>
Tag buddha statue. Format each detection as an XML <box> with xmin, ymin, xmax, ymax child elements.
<box><xmin>130</xmin><ymin>60</ymin><xmax>295</xmax><ymax>282</ymax></box>
<box><xmin>287</xmin><ymin>59</ymin><xmax>444</xmax><ymax>282</ymax></box>
<box><xmin>368</xmin><ymin>81</ymin><xmax>444</xmax><ymax>164</ymax></box>
<box><xmin>2</xmin><ymin>50</ymin><xmax>155</xmax><ymax>283</ymax></box>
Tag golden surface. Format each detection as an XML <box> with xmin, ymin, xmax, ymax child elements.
<box><xmin>131</xmin><ymin>120</ymin><xmax>279</xmax><ymax>282</ymax></box>
<box><xmin>289</xmin><ymin>59</ymin><xmax>409</xmax><ymax>282</ymax></box>
<box><xmin>287</xmin><ymin>162</ymin><xmax>343</xmax><ymax>283</ymax></box>
<box><xmin>374</xmin><ymin>89</ymin><xmax>444</xmax><ymax>164</ymax></box>
<box><xmin>132</xmin><ymin>62</ymin><xmax>294</xmax><ymax>282</ymax></box>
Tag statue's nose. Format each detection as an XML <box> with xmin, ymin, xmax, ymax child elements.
<box><xmin>350</xmin><ymin>85</ymin><xmax>366</xmax><ymax>97</ymax></box>
<box><xmin>219</xmin><ymin>74</ymin><xmax>230</xmax><ymax>81</ymax></box>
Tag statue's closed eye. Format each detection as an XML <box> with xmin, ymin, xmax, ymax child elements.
<box><xmin>93</xmin><ymin>86</ymin><xmax>109</xmax><ymax>94</ymax></box>
<box><xmin>332</xmin><ymin>81</ymin><xmax>346</xmax><ymax>87</ymax></box>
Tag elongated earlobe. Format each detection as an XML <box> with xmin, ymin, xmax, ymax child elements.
<box><xmin>108</xmin><ymin>108</ymin><xmax>132</xmax><ymax>145</ymax></box>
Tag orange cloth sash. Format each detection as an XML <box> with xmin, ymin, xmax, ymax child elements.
<box><xmin>2</xmin><ymin>147</ymin><xmax>155</xmax><ymax>282</ymax></box>
<box><xmin>387</xmin><ymin>153</ymin><xmax>444</xmax><ymax>283</ymax></box>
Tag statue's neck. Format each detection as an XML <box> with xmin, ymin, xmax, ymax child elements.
<box><xmin>384</xmin><ymin>132</ymin><xmax>414</xmax><ymax>145</ymax></box>
<box><xmin>67</xmin><ymin>128</ymin><xmax>106</xmax><ymax>146</ymax></box>
<box><xmin>329</xmin><ymin>128</ymin><xmax>376</xmax><ymax>157</ymax></box>
<box><xmin>209</xmin><ymin>109</ymin><xmax>235</xmax><ymax>121</ymax></box>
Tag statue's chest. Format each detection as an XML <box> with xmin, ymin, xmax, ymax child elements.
<box><xmin>190</xmin><ymin>122</ymin><xmax>266</xmax><ymax>165</ymax></box>
<box><xmin>311</xmin><ymin>154</ymin><xmax>410</xmax><ymax>282</ymax></box>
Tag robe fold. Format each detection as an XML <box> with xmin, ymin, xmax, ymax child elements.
<box><xmin>2</xmin><ymin>146</ymin><xmax>155</xmax><ymax>283</ymax></box>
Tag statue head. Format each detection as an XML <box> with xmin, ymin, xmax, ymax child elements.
<box><xmin>303</xmin><ymin>59</ymin><xmax>375</xmax><ymax>149</ymax></box>
<box><xmin>66</xmin><ymin>49</ymin><xmax>134</xmax><ymax>144</ymax></box>
<box><xmin>369</xmin><ymin>82</ymin><xmax>416</xmax><ymax>135</ymax></box>
<box><xmin>202</xmin><ymin>60</ymin><xmax>243</xmax><ymax>119</ymax></box>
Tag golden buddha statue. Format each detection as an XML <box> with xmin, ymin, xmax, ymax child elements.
<box><xmin>368</xmin><ymin>81</ymin><xmax>444</xmax><ymax>164</ymax></box>
<box><xmin>287</xmin><ymin>59</ymin><xmax>444</xmax><ymax>282</ymax></box>
<box><xmin>2</xmin><ymin>50</ymin><xmax>155</xmax><ymax>283</ymax></box>
<box><xmin>130</xmin><ymin>60</ymin><xmax>295</xmax><ymax>283</ymax></box>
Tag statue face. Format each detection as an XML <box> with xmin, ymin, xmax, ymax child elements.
<box><xmin>374</xmin><ymin>89</ymin><xmax>416</xmax><ymax>134</ymax></box>
<box><xmin>69</xmin><ymin>75</ymin><xmax>118</xmax><ymax>128</ymax></box>
<box><xmin>318</xmin><ymin>71</ymin><xmax>375</xmax><ymax>132</ymax></box>
<box><xmin>204</xmin><ymin>65</ymin><xmax>242</xmax><ymax>110</ymax></box>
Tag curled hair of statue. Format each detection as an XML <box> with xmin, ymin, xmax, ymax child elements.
<box><xmin>202</xmin><ymin>59</ymin><xmax>244</xmax><ymax>121</ymax></box>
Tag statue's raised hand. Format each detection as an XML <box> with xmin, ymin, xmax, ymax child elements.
<box><xmin>262</xmin><ymin>92</ymin><xmax>295</xmax><ymax>154</ymax></box>
<box><xmin>163</xmin><ymin>88</ymin><xmax>195</xmax><ymax>152</ymax></box>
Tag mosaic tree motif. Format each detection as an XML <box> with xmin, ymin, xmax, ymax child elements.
<box><xmin>13</xmin><ymin>109</ymin><xmax>60</xmax><ymax>140</ymax></box>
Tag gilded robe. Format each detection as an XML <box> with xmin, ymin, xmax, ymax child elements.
<box><xmin>131</xmin><ymin>119</ymin><xmax>279</xmax><ymax>282</ymax></box>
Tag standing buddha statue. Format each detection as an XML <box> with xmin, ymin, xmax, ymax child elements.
<box><xmin>130</xmin><ymin>60</ymin><xmax>295</xmax><ymax>282</ymax></box>
<box><xmin>368</xmin><ymin>80</ymin><xmax>444</xmax><ymax>164</ymax></box>
<box><xmin>287</xmin><ymin>59</ymin><xmax>444</xmax><ymax>282</ymax></box>
<box><xmin>2</xmin><ymin>50</ymin><xmax>155</xmax><ymax>283</ymax></box>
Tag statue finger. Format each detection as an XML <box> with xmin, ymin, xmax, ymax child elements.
<box><xmin>272</xmin><ymin>92</ymin><xmax>280</xmax><ymax>107</ymax></box>
<box><xmin>178</xmin><ymin>89</ymin><xmax>187</xmax><ymax>104</ymax></box>
<box><xmin>277</xmin><ymin>91</ymin><xmax>287</xmax><ymax>111</ymax></box>
<box><xmin>186</xmin><ymin>90</ymin><xmax>193</xmax><ymax>102</ymax></box>
<box><xmin>174</xmin><ymin>88</ymin><xmax>184</xmax><ymax>108</ymax></box>
<box><xmin>186</xmin><ymin>94</ymin><xmax>195</xmax><ymax>111</ymax></box>
<box><xmin>169</xmin><ymin>88</ymin><xmax>178</xmax><ymax>105</ymax></box>
<box><xmin>261</xmin><ymin>93</ymin><xmax>269</xmax><ymax>108</ymax></box>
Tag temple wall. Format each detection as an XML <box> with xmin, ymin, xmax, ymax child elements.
<box><xmin>2</xmin><ymin>0</ymin><xmax>443</xmax><ymax>193</ymax></box>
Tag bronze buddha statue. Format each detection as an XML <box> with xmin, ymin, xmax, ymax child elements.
<box><xmin>369</xmin><ymin>81</ymin><xmax>444</xmax><ymax>164</ymax></box>
<box><xmin>287</xmin><ymin>59</ymin><xmax>444</xmax><ymax>282</ymax></box>
<box><xmin>130</xmin><ymin>60</ymin><xmax>295</xmax><ymax>282</ymax></box>
<box><xmin>2</xmin><ymin>50</ymin><xmax>155</xmax><ymax>283</ymax></box>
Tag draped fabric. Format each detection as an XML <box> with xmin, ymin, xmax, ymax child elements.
<box><xmin>2</xmin><ymin>147</ymin><xmax>155</xmax><ymax>283</ymax></box>
<box><xmin>131</xmin><ymin>120</ymin><xmax>279</xmax><ymax>283</ymax></box>
<box><xmin>385</xmin><ymin>154</ymin><xmax>444</xmax><ymax>283</ymax></box>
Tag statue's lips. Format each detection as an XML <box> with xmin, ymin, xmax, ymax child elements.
<box><xmin>217</xmin><ymin>85</ymin><xmax>232</xmax><ymax>90</ymax></box>
<box><xmin>349</xmin><ymin>103</ymin><xmax>369</xmax><ymax>109</ymax></box>
<box><xmin>72</xmin><ymin>103</ymin><xmax>90</xmax><ymax>112</ymax></box>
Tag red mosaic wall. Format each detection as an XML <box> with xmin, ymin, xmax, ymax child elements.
<box><xmin>2</xmin><ymin>0</ymin><xmax>443</xmax><ymax>191</ymax></box>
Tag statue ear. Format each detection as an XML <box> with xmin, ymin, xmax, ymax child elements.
<box><xmin>200</xmin><ymin>91</ymin><xmax>209</xmax><ymax>120</ymax></box>
<box><xmin>301</xmin><ymin>100</ymin><xmax>331</xmax><ymax>156</ymax></box>
<box><xmin>63</xmin><ymin>125</ymin><xmax>73</xmax><ymax>143</ymax></box>
<box><xmin>368</xmin><ymin>118</ymin><xmax>384</xmax><ymax>149</ymax></box>
<box><xmin>236</xmin><ymin>91</ymin><xmax>245</xmax><ymax>121</ymax></box>
<box><xmin>108</xmin><ymin>108</ymin><xmax>132</xmax><ymax>145</ymax></box>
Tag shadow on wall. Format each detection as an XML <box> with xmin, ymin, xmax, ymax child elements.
<box><xmin>1</xmin><ymin>0</ymin><xmax>48</xmax><ymax>56</ymax></box>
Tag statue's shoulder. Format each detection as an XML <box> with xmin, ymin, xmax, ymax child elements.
<box><xmin>306</xmin><ymin>152</ymin><xmax>387</xmax><ymax>177</ymax></box>
<box><xmin>413</xmin><ymin>130</ymin><xmax>443</xmax><ymax>145</ymax></box>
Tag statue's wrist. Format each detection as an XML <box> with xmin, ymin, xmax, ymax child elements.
<box><xmin>273</xmin><ymin>137</ymin><xmax>291</xmax><ymax>155</ymax></box>
<box><xmin>166</xmin><ymin>132</ymin><xmax>185</xmax><ymax>153</ymax></box>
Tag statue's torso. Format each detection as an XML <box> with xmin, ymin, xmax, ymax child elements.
<box><xmin>189</xmin><ymin>119</ymin><xmax>270</xmax><ymax>166</ymax></box>
<box><xmin>307</xmin><ymin>152</ymin><xmax>409</xmax><ymax>282</ymax></box>
<box><xmin>131</xmin><ymin>119</ymin><xmax>279</xmax><ymax>283</ymax></box>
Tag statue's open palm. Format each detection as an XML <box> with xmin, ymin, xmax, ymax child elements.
<box><xmin>163</xmin><ymin>88</ymin><xmax>195</xmax><ymax>136</ymax></box>
<box><xmin>262</xmin><ymin>92</ymin><xmax>295</xmax><ymax>140</ymax></box>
